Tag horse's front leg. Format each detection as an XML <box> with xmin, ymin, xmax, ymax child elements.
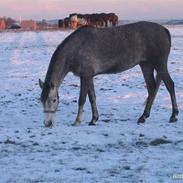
<box><xmin>72</xmin><ymin>76</ymin><xmax>88</xmax><ymax>126</ymax></box>
<box><xmin>88</xmin><ymin>78</ymin><xmax>99</xmax><ymax>126</ymax></box>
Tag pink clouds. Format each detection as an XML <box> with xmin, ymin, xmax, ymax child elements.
<box><xmin>0</xmin><ymin>0</ymin><xmax>183</xmax><ymax>20</ymax></box>
<box><xmin>0</xmin><ymin>0</ymin><xmax>66</xmax><ymax>19</ymax></box>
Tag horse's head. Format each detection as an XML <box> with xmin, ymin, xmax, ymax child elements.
<box><xmin>39</xmin><ymin>79</ymin><xmax>59</xmax><ymax>127</ymax></box>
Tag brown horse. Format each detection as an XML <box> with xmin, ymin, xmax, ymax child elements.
<box><xmin>108</xmin><ymin>13</ymin><xmax>118</xmax><ymax>26</ymax></box>
<box><xmin>39</xmin><ymin>22</ymin><xmax>178</xmax><ymax>127</ymax></box>
<box><xmin>64</xmin><ymin>17</ymin><xmax>70</xmax><ymax>28</ymax></box>
<box><xmin>58</xmin><ymin>19</ymin><xmax>64</xmax><ymax>28</ymax></box>
<box><xmin>68</xmin><ymin>13</ymin><xmax>118</xmax><ymax>28</ymax></box>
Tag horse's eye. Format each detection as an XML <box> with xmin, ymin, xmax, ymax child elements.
<box><xmin>53</xmin><ymin>99</ymin><xmax>56</xmax><ymax>103</ymax></box>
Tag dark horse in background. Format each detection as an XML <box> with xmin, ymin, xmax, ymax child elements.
<box><xmin>39</xmin><ymin>21</ymin><xmax>179</xmax><ymax>127</ymax></box>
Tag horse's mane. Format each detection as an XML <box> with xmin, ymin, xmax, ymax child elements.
<box><xmin>41</xmin><ymin>25</ymin><xmax>96</xmax><ymax>102</ymax></box>
<box><xmin>60</xmin><ymin>25</ymin><xmax>95</xmax><ymax>48</ymax></box>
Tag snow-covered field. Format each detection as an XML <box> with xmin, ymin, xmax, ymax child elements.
<box><xmin>0</xmin><ymin>26</ymin><xmax>183</xmax><ymax>183</ymax></box>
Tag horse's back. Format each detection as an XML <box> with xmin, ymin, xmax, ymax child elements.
<box><xmin>64</xmin><ymin>22</ymin><xmax>171</xmax><ymax>75</ymax></box>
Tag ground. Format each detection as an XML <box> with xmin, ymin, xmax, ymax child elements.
<box><xmin>0</xmin><ymin>26</ymin><xmax>183</xmax><ymax>183</ymax></box>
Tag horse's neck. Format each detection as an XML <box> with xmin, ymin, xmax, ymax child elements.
<box><xmin>46</xmin><ymin>54</ymin><xmax>69</xmax><ymax>88</ymax></box>
<box><xmin>50</xmin><ymin>66</ymin><xmax>68</xmax><ymax>88</ymax></box>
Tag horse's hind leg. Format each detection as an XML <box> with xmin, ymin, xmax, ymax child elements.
<box><xmin>88</xmin><ymin>78</ymin><xmax>99</xmax><ymax>126</ymax></box>
<box><xmin>144</xmin><ymin>73</ymin><xmax>161</xmax><ymax>105</ymax></box>
<box><xmin>72</xmin><ymin>76</ymin><xmax>89</xmax><ymax>126</ymax></box>
<box><xmin>158</xmin><ymin>69</ymin><xmax>179</xmax><ymax>122</ymax></box>
<box><xmin>138</xmin><ymin>62</ymin><xmax>159</xmax><ymax>123</ymax></box>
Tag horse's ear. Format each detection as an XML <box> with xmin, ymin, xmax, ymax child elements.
<box><xmin>39</xmin><ymin>79</ymin><xmax>44</xmax><ymax>89</ymax></box>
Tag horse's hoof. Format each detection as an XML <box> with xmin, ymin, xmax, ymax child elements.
<box><xmin>137</xmin><ymin>116</ymin><xmax>146</xmax><ymax>124</ymax></box>
<box><xmin>169</xmin><ymin>116</ymin><xmax>178</xmax><ymax>123</ymax></box>
<box><xmin>88</xmin><ymin>122</ymin><xmax>96</xmax><ymax>126</ymax></box>
<box><xmin>44</xmin><ymin>120</ymin><xmax>53</xmax><ymax>128</ymax></box>
<box><xmin>72</xmin><ymin>121</ymin><xmax>80</xmax><ymax>126</ymax></box>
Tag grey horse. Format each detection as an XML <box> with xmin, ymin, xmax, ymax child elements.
<box><xmin>39</xmin><ymin>21</ymin><xmax>179</xmax><ymax>127</ymax></box>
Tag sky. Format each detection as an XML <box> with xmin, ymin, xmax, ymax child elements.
<box><xmin>0</xmin><ymin>0</ymin><xmax>183</xmax><ymax>20</ymax></box>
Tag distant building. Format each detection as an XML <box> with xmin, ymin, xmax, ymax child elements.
<box><xmin>5</xmin><ymin>17</ymin><xmax>16</xmax><ymax>28</ymax></box>
<box><xmin>0</xmin><ymin>18</ymin><xmax>6</xmax><ymax>30</ymax></box>
<box><xmin>37</xmin><ymin>19</ymin><xmax>58</xmax><ymax>30</ymax></box>
<box><xmin>21</xmin><ymin>20</ymin><xmax>37</xmax><ymax>30</ymax></box>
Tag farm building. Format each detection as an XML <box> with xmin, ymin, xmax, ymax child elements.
<box><xmin>21</xmin><ymin>20</ymin><xmax>37</xmax><ymax>30</ymax></box>
<box><xmin>0</xmin><ymin>18</ymin><xmax>6</xmax><ymax>30</ymax></box>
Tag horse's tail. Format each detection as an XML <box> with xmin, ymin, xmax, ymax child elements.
<box><xmin>144</xmin><ymin>74</ymin><xmax>161</xmax><ymax>105</ymax></box>
<box><xmin>164</xmin><ymin>27</ymin><xmax>171</xmax><ymax>48</ymax></box>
